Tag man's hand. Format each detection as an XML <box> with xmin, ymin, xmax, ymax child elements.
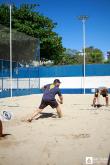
<box><xmin>60</xmin><ymin>100</ymin><xmax>63</xmax><ymax>104</ymax></box>
<box><xmin>58</xmin><ymin>95</ymin><xmax>63</xmax><ymax>104</ymax></box>
<box><xmin>57</xmin><ymin>99</ymin><xmax>63</xmax><ymax>104</ymax></box>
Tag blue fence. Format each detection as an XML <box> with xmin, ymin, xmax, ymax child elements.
<box><xmin>0</xmin><ymin>64</ymin><xmax>110</xmax><ymax>98</ymax></box>
<box><xmin>39</xmin><ymin>64</ymin><xmax>110</xmax><ymax>77</ymax></box>
<box><xmin>0</xmin><ymin>64</ymin><xmax>110</xmax><ymax>78</ymax></box>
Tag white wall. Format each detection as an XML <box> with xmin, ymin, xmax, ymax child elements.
<box><xmin>40</xmin><ymin>76</ymin><xmax>110</xmax><ymax>89</ymax></box>
<box><xmin>1</xmin><ymin>76</ymin><xmax>110</xmax><ymax>89</ymax></box>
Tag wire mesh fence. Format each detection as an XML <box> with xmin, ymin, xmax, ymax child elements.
<box><xmin>0</xmin><ymin>23</ymin><xmax>40</xmax><ymax>98</ymax></box>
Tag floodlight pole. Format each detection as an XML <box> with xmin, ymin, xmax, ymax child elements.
<box><xmin>10</xmin><ymin>5</ymin><xmax>12</xmax><ymax>97</ymax></box>
<box><xmin>78</xmin><ymin>15</ymin><xmax>88</xmax><ymax>94</ymax></box>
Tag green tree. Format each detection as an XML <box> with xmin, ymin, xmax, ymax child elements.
<box><xmin>0</xmin><ymin>4</ymin><xmax>65</xmax><ymax>65</ymax></box>
<box><xmin>85</xmin><ymin>46</ymin><xmax>104</xmax><ymax>64</ymax></box>
<box><xmin>63</xmin><ymin>47</ymin><xmax>104</xmax><ymax>65</ymax></box>
<box><xmin>62</xmin><ymin>49</ymin><xmax>83</xmax><ymax>65</ymax></box>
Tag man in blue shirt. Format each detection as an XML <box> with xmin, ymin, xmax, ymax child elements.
<box><xmin>27</xmin><ymin>79</ymin><xmax>63</xmax><ymax>122</ymax></box>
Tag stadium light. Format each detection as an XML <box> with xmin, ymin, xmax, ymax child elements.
<box><xmin>78</xmin><ymin>15</ymin><xmax>88</xmax><ymax>94</ymax></box>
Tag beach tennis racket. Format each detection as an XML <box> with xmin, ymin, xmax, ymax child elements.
<box><xmin>0</xmin><ymin>111</ymin><xmax>13</xmax><ymax>121</ymax></box>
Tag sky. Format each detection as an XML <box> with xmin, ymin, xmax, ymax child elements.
<box><xmin>1</xmin><ymin>0</ymin><xmax>110</xmax><ymax>54</ymax></box>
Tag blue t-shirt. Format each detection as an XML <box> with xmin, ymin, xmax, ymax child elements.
<box><xmin>42</xmin><ymin>84</ymin><xmax>62</xmax><ymax>101</ymax></box>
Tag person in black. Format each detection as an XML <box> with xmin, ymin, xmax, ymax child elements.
<box><xmin>92</xmin><ymin>87</ymin><xmax>109</xmax><ymax>107</ymax></box>
<box><xmin>26</xmin><ymin>79</ymin><xmax>63</xmax><ymax>122</ymax></box>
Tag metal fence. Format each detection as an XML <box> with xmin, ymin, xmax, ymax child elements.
<box><xmin>0</xmin><ymin>23</ymin><xmax>40</xmax><ymax>98</ymax></box>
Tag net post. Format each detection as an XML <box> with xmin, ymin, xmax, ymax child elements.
<box><xmin>10</xmin><ymin>5</ymin><xmax>12</xmax><ymax>97</ymax></box>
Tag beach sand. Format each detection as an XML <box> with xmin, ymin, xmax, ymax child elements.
<box><xmin>0</xmin><ymin>94</ymin><xmax>110</xmax><ymax>165</ymax></box>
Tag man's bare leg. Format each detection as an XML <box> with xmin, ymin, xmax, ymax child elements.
<box><xmin>56</xmin><ymin>105</ymin><xmax>63</xmax><ymax>118</ymax></box>
<box><xmin>93</xmin><ymin>97</ymin><xmax>97</xmax><ymax>106</ymax></box>
<box><xmin>27</xmin><ymin>108</ymin><xmax>43</xmax><ymax>122</ymax></box>
<box><xmin>105</xmin><ymin>96</ymin><xmax>109</xmax><ymax>106</ymax></box>
<box><xmin>0</xmin><ymin>120</ymin><xmax>3</xmax><ymax>137</ymax></box>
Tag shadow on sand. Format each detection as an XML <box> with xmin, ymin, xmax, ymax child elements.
<box><xmin>35</xmin><ymin>112</ymin><xmax>57</xmax><ymax>120</ymax></box>
<box><xmin>0</xmin><ymin>134</ymin><xmax>12</xmax><ymax>140</ymax></box>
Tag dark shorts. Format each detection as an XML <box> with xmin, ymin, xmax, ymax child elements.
<box><xmin>39</xmin><ymin>99</ymin><xmax>58</xmax><ymax>109</ymax></box>
<box><xmin>95</xmin><ymin>92</ymin><xmax>108</xmax><ymax>98</ymax></box>
<box><xmin>101</xmin><ymin>93</ymin><xmax>108</xmax><ymax>97</ymax></box>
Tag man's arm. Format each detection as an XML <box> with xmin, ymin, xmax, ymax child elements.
<box><xmin>59</xmin><ymin>95</ymin><xmax>63</xmax><ymax>104</ymax></box>
<box><xmin>41</xmin><ymin>85</ymin><xmax>48</xmax><ymax>90</ymax></box>
<box><xmin>57</xmin><ymin>89</ymin><xmax>63</xmax><ymax>104</ymax></box>
<box><xmin>57</xmin><ymin>90</ymin><xmax>63</xmax><ymax>104</ymax></box>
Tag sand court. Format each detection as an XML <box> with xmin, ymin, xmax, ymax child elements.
<box><xmin>0</xmin><ymin>94</ymin><xmax>110</xmax><ymax>165</ymax></box>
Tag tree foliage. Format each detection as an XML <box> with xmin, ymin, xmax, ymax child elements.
<box><xmin>63</xmin><ymin>46</ymin><xmax>104</xmax><ymax>65</ymax></box>
<box><xmin>0</xmin><ymin>4</ymin><xmax>105</xmax><ymax>65</ymax></box>
<box><xmin>0</xmin><ymin>4</ymin><xmax>65</xmax><ymax>65</ymax></box>
<box><xmin>85</xmin><ymin>46</ymin><xmax>104</xmax><ymax>64</ymax></box>
<box><xmin>60</xmin><ymin>50</ymin><xmax>83</xmax><ymax>65</ymax></box>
